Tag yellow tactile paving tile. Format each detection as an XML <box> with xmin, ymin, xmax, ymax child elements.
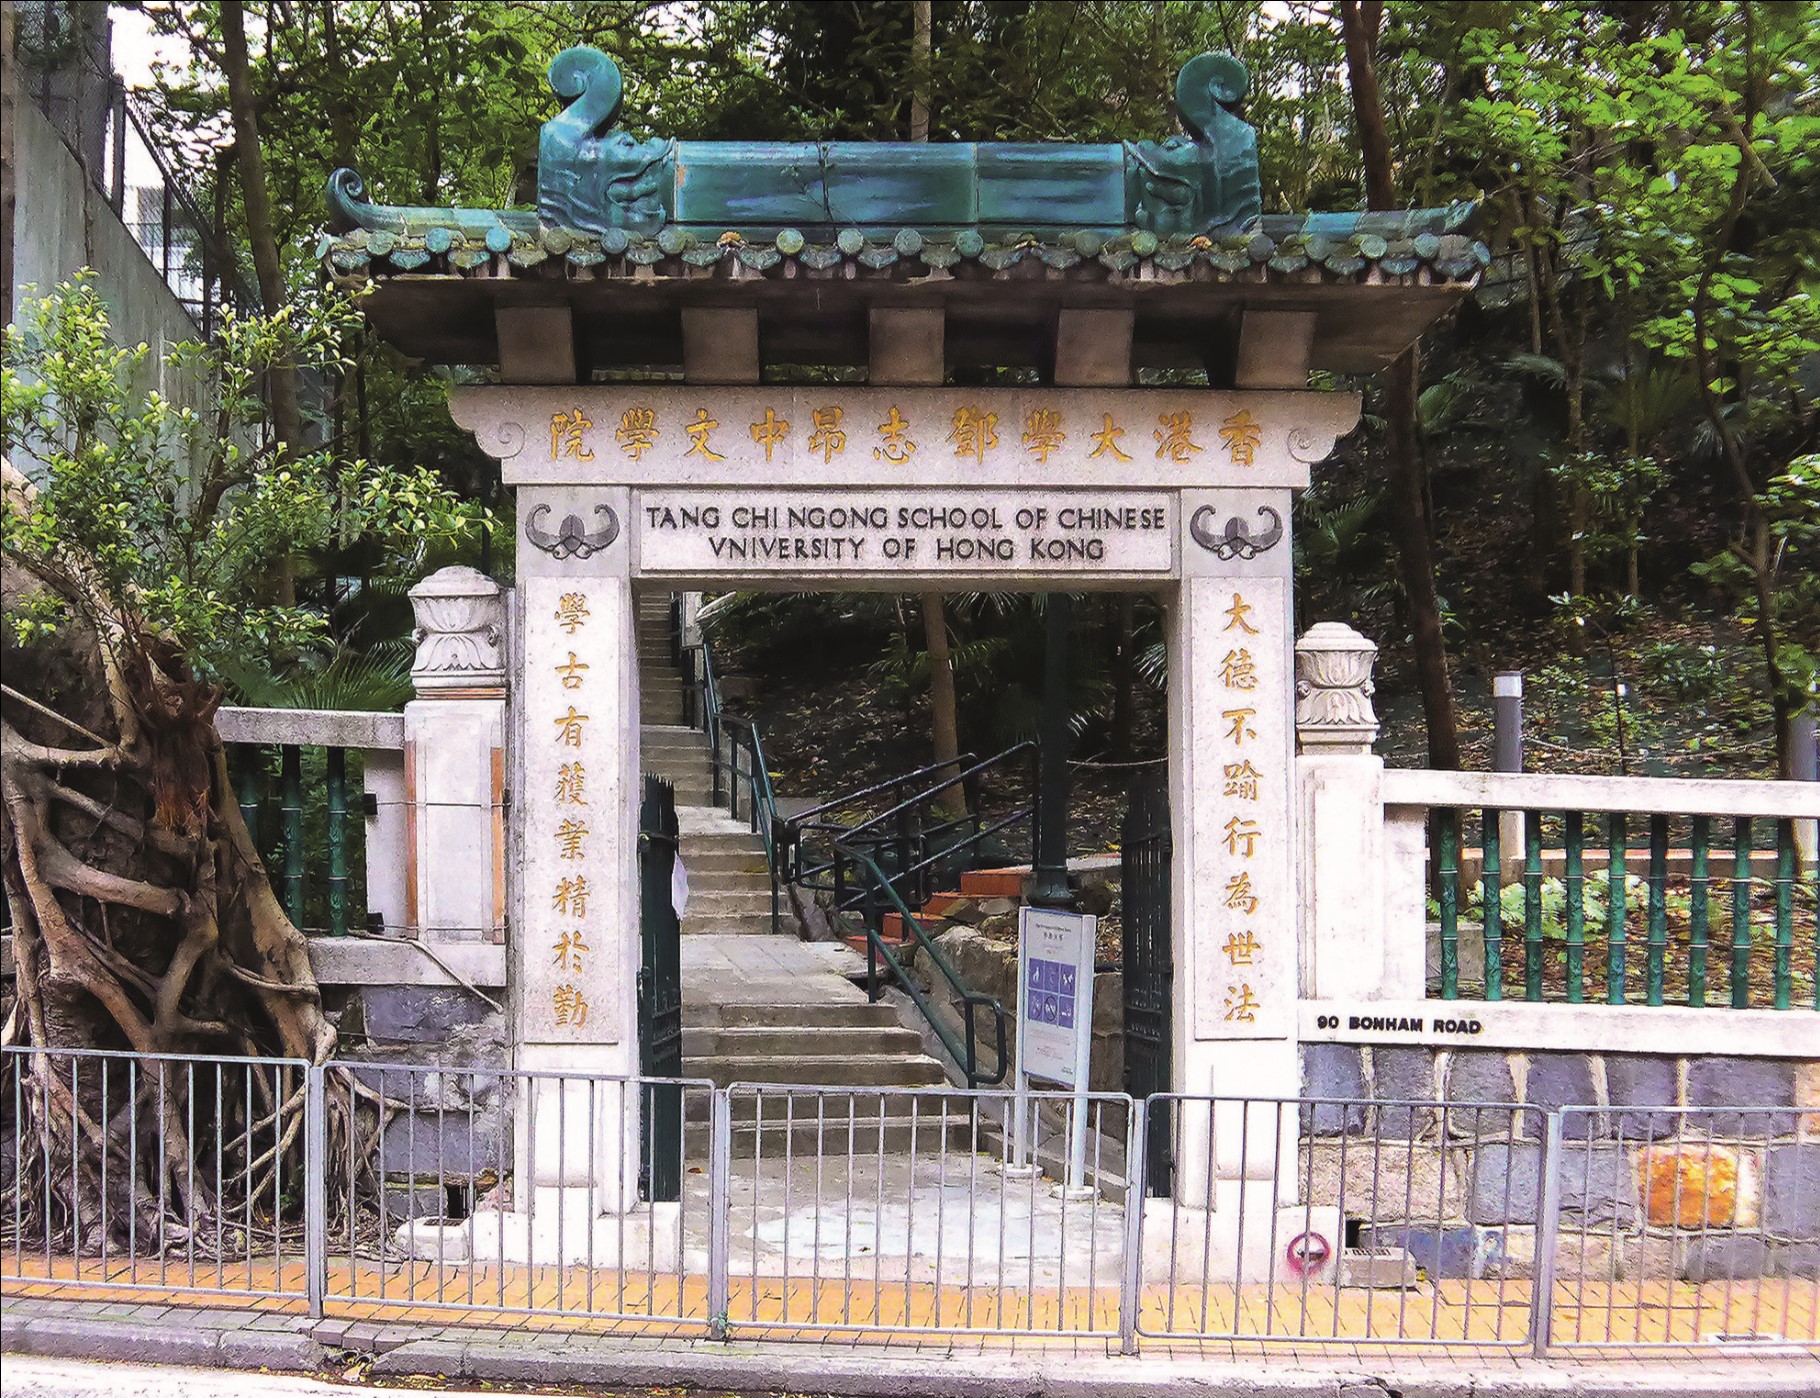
<box><xmin>4</xmin><ymin>1256</ymin><xmax>1817</xmax><ymax>1352</ymax></box>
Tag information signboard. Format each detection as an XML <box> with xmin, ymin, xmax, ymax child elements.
<box><xmin>1016</xmin><ymin>907</ymin><xmax>1097</xmax><ymax>1089</ymax></box>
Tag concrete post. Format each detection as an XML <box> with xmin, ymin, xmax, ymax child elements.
<box><xmin>1294</xmin><ymin>624</ymin><xmax>1413</xmax><ymax>998</ymax></box>
<box><xmin>405</xmin><ymin>565</ymin><xmax>508</xmax><ymax>943</ymax></box>
<box><xmin>1794</xmin><ymin>708</ymin><xmax>1817</xmax><ymax>871</ymax></box>
<box><xmin>1494</xmin><ymin>671</ymin><xmax>1525</xmax><ymax>881</ymax></box>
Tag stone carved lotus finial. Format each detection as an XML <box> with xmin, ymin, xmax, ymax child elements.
<box><xmin>1294</xmin><ymin>621</ymin><xmax>1378</xmax><ymax>754</ymax></box>
<box><xmin>410</xmin><ymin>565</ymin><xmax>506</xmax><ymax>697</ymax></box>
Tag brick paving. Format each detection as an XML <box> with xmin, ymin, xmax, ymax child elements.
<box><xmin>4</xmin><ymin>1252</ymin><xmax>1816</xmax><ymax>1351</ymax></box>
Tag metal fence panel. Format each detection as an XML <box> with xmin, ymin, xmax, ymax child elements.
<box><xmin>1</xmin><ymin>1045</ymin><xmax>312</xmax><ymax>1303</ymax></box>
<box><xmin>1545</xmin><ymin>1104</ymin><xmax>1820</xmax><ymax>1352</ymax></box>
<box><xmin>718</xmin><ymin>1082</ymin><xmax>1132</xmax><ymax>1340</ymax></box>
<box><xmin>323</xmin><ymin>1063</ymin><xmax>716</xmax><ymax>1328</ymax></box>
<box><xmin>1136</xmin><ymin>1094</ymin><xmax>1546</xmax><ymax>1347</ymax></box>
<box><xmin>8</xmin><ymin>1042</ymin><xmax>1814</xmax><ymax>1359</ymax></box>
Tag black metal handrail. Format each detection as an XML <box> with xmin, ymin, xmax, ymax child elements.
<box><xmin>793</xmin><ymin>742</ymin><xmax>1038</xmax><ymax>919</ymax></box>
<box><xmin>836</xmin><ymin>844</ymin><xmax>1009</xmax><ymax>1088</ymax></box>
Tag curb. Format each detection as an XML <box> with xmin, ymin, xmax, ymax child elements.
<box><xmin>3</xmin><ymin>1303</ymin><xmax>1816</xmax><ymax>1397</ymax></box>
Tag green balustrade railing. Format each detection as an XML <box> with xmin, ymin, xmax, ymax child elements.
<box><xmin>1426</xmin><ymin>801</ymin><xmax>1815</xmax><ymax>1011</ymax></box>
<box><xmin>230</xmin><ymin>741</ymin><xmax>373</xmax><ymax>937</ymax></box>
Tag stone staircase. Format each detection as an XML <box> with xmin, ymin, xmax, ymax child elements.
<box><xmin>633</xmin><ymin>594</ymin><xmax>963</xmax><ymax>1152</ymax></box>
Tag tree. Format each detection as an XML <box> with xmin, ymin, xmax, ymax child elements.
<box><xmin>1</xmin><ymin>277</ymin><xmax>477</xmax><ymax>1242</ymax></box>
<box><xmin>1339</xmin><ymin>0</ymin><xmax>1462</xmax><ymax>769</ymax></box>
<box><xmin>1456</xmin><ymin>1</ymin><xmax>1820</xmax><ymax>771</ymax></box>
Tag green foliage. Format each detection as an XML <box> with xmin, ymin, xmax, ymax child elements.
<box><xmin>220</xmin><ymin>640</ymin><xmax>415</xmax><ymax>711</ymax></box>
<box><xmin>1</xmin><ymin>276</ymin><xmax>481</xmax><ymax>677</ymax></box>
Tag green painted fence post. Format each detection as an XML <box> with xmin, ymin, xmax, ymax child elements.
<box><xmin>234</xmin><ymin>750</ymin><xmax>262</xmax><ymax>849</ymax></box>
<box><xmin>281</xmin><ymin>745</ymin><xmax>305</xmax><ymax>930</ymax></box>
<box><xmin>1564</xmin><ymin>810</ymin><xmax>1585</xmax><ymax>1004</ymax></box>
<box><xmin>1688</xmin><ymin>815</ymin><xmax>1710</xmax><ymax>1008</ymax></box>
<box><xmin>1524</xmin><ymin>810</ymin><xmax>1543</xmax><ymax>1002</ymax></box>
<box><xmin>1606</xmin><ymin>813</ymin><xmax>1627</xmax><ymax>1005</ymax></box>
<box><xmin>1482</xmin><ymin>808</ymin><xmax>1502</xmax><ymax>1002</ymax></box>
<box><xmin>326</xmin><ymin>747</ymin><xmax>348</xmax><ymax>938</ymax></box>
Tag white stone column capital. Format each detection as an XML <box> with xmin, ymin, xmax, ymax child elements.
<box><xmin>1295</xmin><ymin>621</ymin><xmax>1379</xmax><ymax>755</ymax></box>
<box><xmin>411</xmin><ymin>564</ymin><xmax>508</xmax><ymax>697</ymax></box>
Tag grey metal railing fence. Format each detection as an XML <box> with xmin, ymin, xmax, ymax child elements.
<box><xmin>324</xmin><ymin>1063</ymin><xmax>717</xmax><ymax>1329</ymax></box>
<box><xmin>1139</xmin><ymin>1094</ymin><xmax>1549</xmax><ymax>1347</ymax></box>
<box><xmin>2</xmin><ymin>1045</ymin><xmax>1815</xmax><ymax>1356</ymax></box>
<box><xmin>2</xmin><ymin>1046</ymin><xmax>313</xmax><ymax>1304</ymax></box>
<box><xmin>1543</xmin><ymin>1104</ymin><xmax>1820</xmax><ymax>1353</ymax></box>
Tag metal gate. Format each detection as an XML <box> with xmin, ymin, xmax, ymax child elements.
<box><xmin>637</xmin><ymin>772</ymin><xmax>684</xmax><ymax>1202</ymax></box>
<box><xmin>1120</xmin><ymin>770</ymin><xmax>1173</xmax><ymax>1196</ymax></box>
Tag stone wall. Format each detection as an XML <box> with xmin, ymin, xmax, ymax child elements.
<box><xmin>336</xmin><ymin>985</ymin><xmax>510</xmax><ymax>1221</ymax></box>
<box><xmin>1300</xmin><ymin>1042</ymin><xmax>1820</xmax><ymax>1283</ymax></box>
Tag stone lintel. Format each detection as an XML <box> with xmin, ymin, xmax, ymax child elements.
<box><xmin>496</xmin><ymin>304</ymin><xmax>578</xmax><ymax>384</ymax></box>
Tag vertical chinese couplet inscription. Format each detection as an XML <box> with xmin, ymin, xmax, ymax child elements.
<box><xmin>1218</xmin><ymin>588</ymin><xmax>1269</xmax><ymax>1028</ymax></box>
<box><xmin>547</xmin><ymin>591</ymin><xmax>593</xmax><ymax>1031</ymax></box>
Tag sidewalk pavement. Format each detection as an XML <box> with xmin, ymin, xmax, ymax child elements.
<box><xmin>4</xmin><ymin>1297</ymin><xmax>1817</xmax><ymax>1397</ymax></box>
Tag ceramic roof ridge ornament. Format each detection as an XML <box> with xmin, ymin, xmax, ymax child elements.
<box><xmin>329</xmin><ymin>45</ymin><xmax>1263</xmax><ymax>242</ymax></box>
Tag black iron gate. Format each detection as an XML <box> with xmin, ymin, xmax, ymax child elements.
<box><xmin>1120</xmin><ymin>770</ymin><xmax>1173</xmax><ymax>1196</ymax></box>
<box><xmin>637</xmin><ymin>773</ymin><xmax>683</xmax><ymax>1202</ymax></box>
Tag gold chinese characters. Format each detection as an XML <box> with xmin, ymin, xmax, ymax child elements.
<box><xmin>545</xmin><ymin>591</ymin><xmax>598</xmax><ymax>1036</ymax></box>
<box><xmin>1217</xmin><ymin>589</ymin><xmax>1272</xmax><ymax>1025</ymax></box>
<box><xmin>543</xmin><ymin>402</ymin><xmax>1267</xmax><ymax>470</ymax></box>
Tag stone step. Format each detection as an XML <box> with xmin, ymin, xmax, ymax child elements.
<box><xmin>676</xmin><ymin>850</ymin><xmax>771</xmax><ymax>874</ymax></box>
<box><xmin>682</xmin><ymin>1025</ymin><xmax>925</xmax><ymax>1059</ymax></box>
<box><xmin>686</xmin><ymin>888</ymin><xmax>775</xmax><ymax>910</ymax></box>
<box><xmin>675</xmin><ymin>822</ymin><xmax>759</xmax><ymax>840</ymax></box>
<box><xmin>682</xmin><ymin>873</ymin><xmax>767</xmax><ymax>896</ymax></box>
<box><xmin>648</xmin><ymin>774</ymin><xmax>714</xmax><ymax>796</ymax></box>
<box><xmin>686</xmin><ymin>1000</ymin><xmax>902</xmax><ymax>1030</ymax></box>
<box><xmin>685</xmin><ymin>891</ymin><xmax>776</xmax><ymax>916</ymax></box>
<box><xmin>683</xmin><ymin>1116</ymin><xmax>974</xmax><ymax>1158</ymax></box>
<box><xmin>677</xmin><ymin>826</ymin><xmax>767</xmax><ymax>849</ymax></box>
<box><xmin>641</xmin><ymin>736</ymin><xmax>708</xmax><ymax>754</ymax></box>
<box><xmin>682</xmin><ymin>1053</ymin><xmax>951</xmax><ymax>1091</ymax></box>
<box><xmin>646</xmin><ymin>772</ymin><xmax>714</xmax><ymax>793</ymax></box>
<box><xmin>681</xmin><ymin>915</ymin><xmax>776</xmax><ymax>935</ymax></box>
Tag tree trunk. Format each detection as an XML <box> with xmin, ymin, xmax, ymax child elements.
<box><xmin>1109</xmin><ymin>594</ymin><xmax>1136</xmax><ymax>761</ymax></box>
<box><xmin>1340</xmin><ymin>0</ymin><xmax>1462</xmax><ymax>770</ymax></box>
<box><xmin>1</xmin><ymin>535</ymin><xmax>341</xmax><ymax>1260</ymax></box>
<box><xmin>220</xmin><ymin>3</ymin><xmax>304</xmax><ymax>470</ymax></box>
<box><xmin>904</xmin><ymin>8</ymin><xmax>961</xmax><ymax>811</ymax></box>
<box><xmin>920</xmin><ymin>593</ymin><xmax>964</xmax><ymax>817</ymax></box>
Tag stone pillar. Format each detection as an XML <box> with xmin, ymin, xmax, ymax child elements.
<box><xmin>1148</xmin><ymin>484</ymin><xmax>1337</xmax><ymax>1282</ymax></box>
<box><xmin>406</xmin><ymin>565</ymin><xmax>508</xmax><ymax>943</ymax></box>
<box><xmin>1295</xmin><ymin>624</ymin><xmax>1415</xmax><ymax>1000</ymax></box>
<box><xmin>508</xmin><ymin>484</ymin><xmax>648</xmax><ymax>1257</ymax></box>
